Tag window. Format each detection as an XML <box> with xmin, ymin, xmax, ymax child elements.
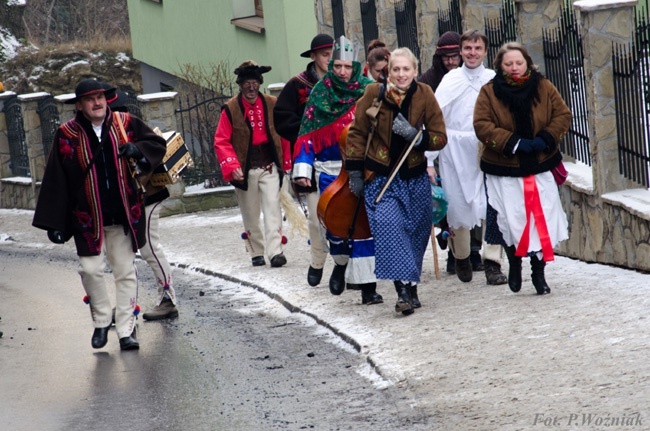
<box><xmin>231</xmin><ymin>0</ymin><xmax>265</xmax><ymax>33</ymax></box>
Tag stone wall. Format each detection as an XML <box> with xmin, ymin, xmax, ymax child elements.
<box><xmin>0</xmin><ymin>90</ymin><xmax>237</xmax><ymax>215</ymax></box>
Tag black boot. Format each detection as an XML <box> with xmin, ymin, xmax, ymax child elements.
<box><xmin>446</xmin><ymin>250</ymin><xmax>456</xmax><ymax>274</ymax></box>
<box><xmin>361</xmin><ymin>283</ymin><xmax>383</xmax><ymax>305</ymax></box>
<box><xmin>531</xmin><ymin>255</ymin><xmax>551</xmax><ymax>295</ymax></box>
<box><xmin>455</xmin><ymin>256</ymin><xmax>473</xmax><ymax>282</ymax></box>
<box><xmin>307</xmin><ymin>266</ymin><xmax>323</xmax><ymax>287</ymax></box>
<box><xmin>470</xmin><ymin>250</ymin><xmax>484</xmax><ymax>271</ymax></box>
<box><xmin>329</xmin><ymin>264</ymin><xmax>347</xmax><ymax>295</ymax></box>
<box><xmin>484</xmin><ymin>259</ymin><xmax>507</xmax><ymax>285</ymax></box>
<box><xmin>505</xmin><ymin>246</ymin><xmax>522</xmax><ymax>293</ymax></box>
<box><xmin>394</xmin><ymin>281</ymin><xmax>414</xmax><ymax>315</ymax></box>
<box><xmin>409</xmin><ymin>284</ymin><xmax>421</xmax><ymax>308</ymax></box>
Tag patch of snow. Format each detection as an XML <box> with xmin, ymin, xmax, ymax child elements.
<box><xmin>61</xmin><ymin>60</ymin><xmax>90</xmax><ymax>73</ymax></box>
<box><xmin>7</xmin><ymin>0</ymin><xmax>27</xmax><ymax>6</ymax></box>
<box><xmin>0</xmin><ymin>176</ymin><xmax>32</xmax><ymax>184</ymax></box>
<box><xmin>564</xmin><ymin>160</ymin><xmax>594</xmax><ymax>192</ymax></box>
<box><xmin>116</xmin><ymin>52</ymin><xmax>131</xmax><ymax>62</ymax></box>
<box><xmin>0</xmin><ymin>26</ymin><xmax>20</xmax><ymax>60</ymax></box>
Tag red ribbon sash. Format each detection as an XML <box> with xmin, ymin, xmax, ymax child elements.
<box><xmin>515</xmin><ymin>176</ymin><xmax>554</xmax><ymax>262</ymax></box>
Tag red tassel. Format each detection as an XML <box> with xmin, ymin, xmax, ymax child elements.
<box><xmin>82</xmin><ymin>295</ymin><xmax>90</xmax><ymax>304</ymax></box>
<box><xmin>133</xmin><ymin>305</ymin><xmax>141</xmax><ymax>316</ymax></box>
<box><xmin>281</xmin><ymin>235</ymin><xmax>288</xmax><ymax>245</ymax></box>
<box><xmin>241</xmin><ymin>231</ymin><xmax>249</xmax><ymax>240</ymax></box>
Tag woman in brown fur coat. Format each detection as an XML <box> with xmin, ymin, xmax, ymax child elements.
<box><xmin>473</xmin><ymin>42</ymin><xmax>571</xmax><ymax>296</ymax></box>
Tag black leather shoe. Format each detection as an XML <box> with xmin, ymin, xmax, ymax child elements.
<box><xmin>455</xmin><ymin>257</ymin><xmax>473</xmax><ymax>282</ymax></box>
<box><xmin>329</xmin><ymin>264</ymin><xmax>347</xmax><ymax>295</ymax></box>
<box><xmin>252</xmin><ymin>256</ymin><xmax>266</xmax><ymax>266</ymax></box>
<box><xmin>307</xmin><ymin>266</ymin><xmax>323</xmax><ymax>286</ymax></box>
<box><xmin>409</xmin><ymin>284</ymin><xmax>421</xmax><ymax>308</ymax></box>
<box><xmin>361</xmin><ymin>283</ymin><xmax>383</xmax><ymax>305</ymax></box>
<box><xmin>91</xmin><ymin>326</ymin><xmax>110</xmax><ymax>349</ymax></box>
<box><xmin>119</xmin><ymin>333</ymin><xmax>140</xmax><ymax>351</ymax></box>
<box><xmin>270</xmin><ymin>253</ymin><xmax>287</xmax><ymax>268</ymax></box>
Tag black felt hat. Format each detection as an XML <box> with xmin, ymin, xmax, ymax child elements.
<box><xmin>233</xmin><ymin>61</ymin><xmax>272</xmax><ymax>85</ymax></box>
<box><xmin>65</xmin><ymin>79</ymin><xmax>114</xmax><ymax>104</ymax></box>
<box><xmin>300</xmin><ymin>33</ymin><xmax>334</xmax><ymax>58</ymax></box>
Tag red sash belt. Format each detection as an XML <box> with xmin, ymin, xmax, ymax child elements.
<box><xmin>515</xmin><ymin>175</ymin><xmax>554</xmax><ymax>262</ymax></box>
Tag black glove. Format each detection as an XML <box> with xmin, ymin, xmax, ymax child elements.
<box><xmin>47</xmin><ymin>230</ymin><xmax>65</xmax><ymax>244</ymax></box>
<box><xmin>517</xmin><ymin>137</ymin><xmax>547</xmax><ymax>153</ymax></box>
<box><xmin>392</xmin><ymin>113</ymin><xmax>419</xmax><ymax>142</ymax></box>
<box><xmin>348</xmin><ymin>170</ymin><xmax>364</xmax><ymax>198</ymax></box>
<box><xmin>118</xmin><ymin>142</ymin><xmax>144</xmax><ymax>160</ymax></box>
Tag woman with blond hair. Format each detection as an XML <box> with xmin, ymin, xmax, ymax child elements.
<box><xmin>474</xmin><ymin>42</ymin><xmax>571</xmax><ymax>295</ymax></box>
<box><xmin>346</xmin><ymin>47</ymin><xmax>447</xmax><ymax>315</ymax></box>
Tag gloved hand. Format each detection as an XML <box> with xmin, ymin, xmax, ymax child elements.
<box><xmin>517</xmin><ymin>137</ymin><xmax>547</xmax><ymax>153</ymax></box>
<box><xmin>348</xmin><ymin>170</ymin><xmax>364</xmax><ymax>198</ymax></box>
<box><xmin>47</xmin><ymin>230</ymin><xmax>65</xmax><ymax>244</ymax></box>
<box><xmin>392</xmin><ymin>113</ymin><xmax>419</xmax><ymax>143</ymax></box>
<box><xmin>118</xmin><ymin>142</ymin><xmax>144</xmax><ymax>160</ymax></box>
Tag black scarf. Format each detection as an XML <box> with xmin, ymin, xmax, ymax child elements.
<box><xmin>492</xmin><ymin>69</ymin><xmax>542</xmax><ymax>139</ymax></box>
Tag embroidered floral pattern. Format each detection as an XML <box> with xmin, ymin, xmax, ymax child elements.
<box><xmin>378</xmin><ymin>146</ymin><xmax>389</xmax><ymax>160</ymax></box>
<box><xmin>73</xmin><ymin>210</ymin><xmax>92</xmax><ymax>228</ymax></box>
<box><xmin>130</xmin><ymin>204</ymin><xmax>142</xmax><ymax>221</ymax></box>
<box><xmin>59</xmin><ymin>138</ymin><xmax>74</xmax><ymax>159</ymax></box>
<box><xmin>298</xmin><ymin>87</ymin><xmax>310</xmax><ymax>105</ymax></box>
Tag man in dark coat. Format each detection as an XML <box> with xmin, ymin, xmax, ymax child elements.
<box><xmin>273</xmin><ymin>33</ymin><xmax>333</xmax><ymax>287</ymax></box>
<box><xmin>33</xmin><ymin>79</ymin><xmax>166</xmax><ymax>351</ymax></box>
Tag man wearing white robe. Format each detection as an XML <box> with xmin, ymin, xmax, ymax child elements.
<box><xmin>435</xmin><ymin>30</ymin><xmax>506</xmax><ymax>284</ymax></box>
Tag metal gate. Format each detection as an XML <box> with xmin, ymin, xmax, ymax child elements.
<box><xmin>36</xmin><ymin>95</ymin><xmax>61</xmax><ymax>159</ymax></box>
<box><xmin>394</xmin><ymin>0</ymin><xmax>421</xmax><ymax>69</ymax></box>
<box><xmin>485</xmin><ymin>0</ymin><xmax>517</xmax><ymax>68</ymax></box>
<box><xmin>331</xmin><ymin>0</ymin><xmax>345</xmax><ymax>39</ymax></box>
<box><xmin>612</xmin><ymin>5</ymin><xmax>650</xmax><ymax>187</ymax></box>
<box><xmin>3</xmin><ymin>95</ymin><xmax>29</xmax><ymax>177</ymax></box>
<box><xmin>175</xmin><ymin>88</ymin><xmax>232</xmax><ymax>188</ymax></box>
<box><xmin>360</xmin><ymin>0</ymin><xmax>379</xmax><ymax>55</ymax></box>
<box><xmin>543</xmin><ymin>5</ymin><xmax>591</xmax><ymax>166</ymax></box>
<box><xmin>438</xmin><ymin>0</ymin><xmax>462</xmax><ymax>36</ymax></box>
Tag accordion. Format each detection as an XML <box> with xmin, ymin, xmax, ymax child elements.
<box><xmin>149</xmin><ymin>131</ymin><xmax>193</xmax><ymax>187</ymax></box>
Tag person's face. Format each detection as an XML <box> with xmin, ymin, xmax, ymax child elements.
<box><xmin>369</xmin><ymin>60</ymin><xmax>388</xmax><ymax>81</ymax></box>
<box><xmin>311</xmin><ymin>48</ymin><xmax>333</xmax><ymax>76</ymax></box>
<box><xmin>239</xmin><ymin>79</ymin><xmax>260</xmax><ymax>103</ymax></box>
<box><xmin>442</xmin><ymin>53</ymin><xmax>461</xmax><ymax>71</ymax></box>
<box><xmin>332</xmin><ymin>59</ymin><xmax>353</xmax><ymax>82</ymax></box>
<box><xmin>389</xmin><ymin>55</ymin><xmax>417</xmax><ymax>90</ymax></box>
<box><xmin>501</xmin><ymin>49</ymin><xmax>528</xmax><ymax>77</ymax></box>
<box><xmin>460</xmin><ymin>39</ymin><xmax>487</xmax><ymax>69</ymax></box>
<box><xmin>76</xmin><ymin>92</ymin><xmax>107</xmax><ymax>125</ymax></box>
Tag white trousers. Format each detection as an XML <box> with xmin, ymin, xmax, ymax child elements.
<box><xmin>450</xmin><ymin>222</ymin><xmax>502</xmax><ymax>262</ymax></box>
<box><xmin>235</xmin><ymin>167</ymin><xmax>284</xmax><ymax>260</ymax></box>
<box><xmin>305</xmin><ymin>190</ymin><xmax>328</xmax><ymax>269</ymax></box>
<box><xmin>139</xmin><ymin>201</ymin><xmax>176</xmax><ymax>305</ymax></box>
<box><xmin>78</xmin><ymin>225</ymin><xmax>138</xmax><ymax>339</ymax></box>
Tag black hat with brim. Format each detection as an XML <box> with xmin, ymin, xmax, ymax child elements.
<box><xmin>65</xmin><ymin>79</ymin><xmax>114</xmax><ymax>104</ymax></box>
<box><xmin>300</xmin><ymin>33</ymin><xmax>334</xmax><ymax>58</ymax></box>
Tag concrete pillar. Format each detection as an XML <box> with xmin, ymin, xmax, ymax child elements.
<box><xmin>574</xmin><ymin>0</ymin><xmax>637</xmax><ymax>195</ymax></box>
<box><xmin>18</xmin><ymin>92</ymin><xmax>51</xmax><ymax>183</ymax></box>
<box><xmin>515</xmin><ymin>0</ymin><xmax>563</xmax><ymax>74</ymax></box>
<box><xmin>137</xmin><ymin>91</ymin><xmax>179</xmax><ymax>133</ymax></box>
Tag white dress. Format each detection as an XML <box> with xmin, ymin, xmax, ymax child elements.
<box><xmin>435</xmin><ymin>64</ymin><xmax>496</xmax><ymax>230</ymax></box>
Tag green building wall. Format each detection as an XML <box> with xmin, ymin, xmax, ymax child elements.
<box><xmin>126</xmin><ymin>0</ymin><xmax>319</xmax><ymax>90</ymax></box>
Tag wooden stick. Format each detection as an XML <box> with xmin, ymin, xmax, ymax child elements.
<box><xmin>374</xmin><ymin>129</ymin><xmax>423</xmax><ymax>204</ymax></box>
<box><xmin>431</xmin><ymin>226</ymin><xmax>440</xmax><ymax>280</ymax></box>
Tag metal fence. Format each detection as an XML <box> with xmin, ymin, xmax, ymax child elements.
<box><xmin>3</xmin><ymin>95</ymin><xmax>30</xmax><ymax>177</ymax></box>
<box><xmin>331</xmin><ymin>0</ymin><xmax>345</xmax><ymax>39</ymax></box>
<box><xmin>36</xmin><ymin>95</ymin><xmax>61</xmax><ymax>160</ymax></box>
<box><xmin>543</xmin><ymin>5</ymin><xmax>591</xmax><ymax>166</ymax></box>
<box><xmin>360</xmin><ymin>0</ymin><xmax>379</xmax><ymax>56</ymax></box>
<box><xmin>485</xmin><ymin>0</ymin><xmax>517</xmax><ymax>68</ymax></box>
<box><xmin>612</xmin><ymin>5</ymin><xmax>650</xmax><ymax>187</ymax></box>
<box><xmin>394</xmin><ymin>0</ymin><xmax>421</xmax><ymax>71</ymax></box>
<box><xmin>175</xmin><ymin>88</ymin><xmax>232</xmax><ymax>188</ymax></box>
<box><xmin>438</xmin><ymin>0</ymin><xmax>462</xmax><ymax>37</ymax></box>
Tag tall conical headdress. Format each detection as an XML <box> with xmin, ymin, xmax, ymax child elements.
<box><xmin>333</xmin><ymin>36</ymin><xmax>358</xmax><ymax>62</ymax></box>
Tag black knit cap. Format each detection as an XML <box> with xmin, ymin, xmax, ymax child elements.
<box><xmin>435</xmin><ymin>31</ymin><xmax>461</xmax><ymax>56</ymax></box>
<box><xmin>234</xmin><ymin>61</ymin><xmax>272</xmax><ymax>85</ymax></box>
<box><xmin>65</xmin><ymin>79</ymin><xmax>114</xmax><ymax>104</ymax></box>
<box><xmin>300</xmin><ymin>33</ymin><xmax>334</xmax><ymax>58</ymax></box>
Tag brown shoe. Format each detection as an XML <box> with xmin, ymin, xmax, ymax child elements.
<box><xmin>142</xmin><ymin>298</ymin><xmax>179</xmax><ymax>321</ymax></box>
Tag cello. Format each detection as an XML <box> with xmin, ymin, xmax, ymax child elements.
<box><xmin>316</xmin><ymin>124</ymin><xmax>372</xmax><ymax>239</ymax></box>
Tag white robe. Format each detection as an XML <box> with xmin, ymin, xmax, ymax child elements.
<box><xmin>435</xmin><ymin>64</ymin><xmax>495</xmax><ymax>230</ymax></box>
